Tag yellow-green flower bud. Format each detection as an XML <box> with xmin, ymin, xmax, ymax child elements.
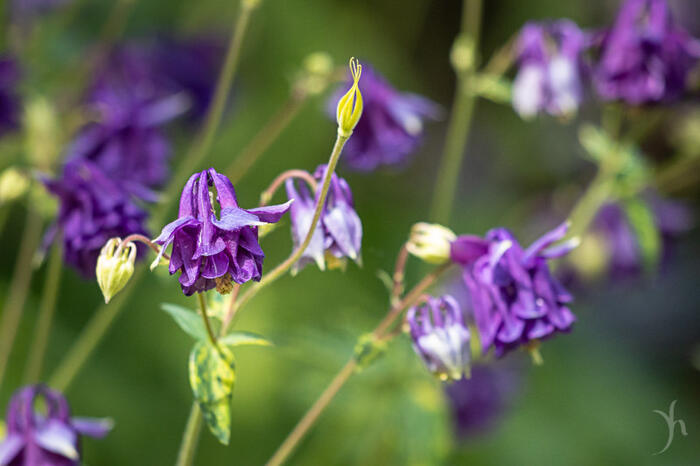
<box><xmin>24</xmin><ymin>96</ymin><xmax>61</xmax><ymax>169</ymax></box>
<box><xmin>96</xmin><ymin>238</ymin><xmax>136</xmax><ymax>304</ymax></box>
<box><xmin>336</xmin><ymin>57</ymin><xmax>363</xmax><ymax>137</ymax></box>
<box><xmin>406</xmin><ymin>222</ymin><xmax>457</xmax><ymax>265</ymax></box>
<box><xmin>295</xmin><ymin>52</ymin><xmax>334</xmax><ymax>97</ymax></box>
<box><xmin>0</xmin><ymin>167</ymin><xmax>30</xmax><ymax>204</ymax></box>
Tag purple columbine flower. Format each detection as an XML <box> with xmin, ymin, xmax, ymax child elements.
<box><xmin>285</xmin><ymin>165</ymin><xmax>362</xmax><ymax>272</ymax></box>
<box><xmin>43</xmin><ymin>160</ymin><xmax>149</xmax><ymax>277</ymax></box>
<box><xmin>594</xmin><ymin>0</ymin><xmax>700</xmax><ymax>104</ymax></box>
<box><xmin>328</xmin><ymin>64</ymin><xmax>440</xmax><ymax>172</ymax></box>
<box><xmin>407</xmin><ymin>295</ymin><xmax>471</xmax><ymax>381</ymax></box>
<box><xmin>154</xmin><ymin>168</ymin><xmax>292</xmax><ymax>296</ymax></box>
<box><xmin>453</xmin><ymin>222</ymin><xmax>578</xmax><ymax>357</ymax></box>
<box><xmin>0</xmin><ymin>385</ymin><xmax>112</xmax><ymax>466</ymax></box>
<box><xmin>512</xmin><ymin>20</ymin><xmax>586</xmax><ymax>118</ymax></box>
<box><xmin>0</xmin><ymin>57</ymin><xmax>20</xmax><ymax>138</ymax></box>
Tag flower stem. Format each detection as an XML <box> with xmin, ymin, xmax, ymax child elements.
<box><xmin>175</xmin><ymin>403</ymin><xmax>203</xmax><ymax>466</ymax></box>
<box><xmin>197</xmin><ymin>293</ymin><xmax>218</xmax><ymax>348</ymax></box>
<box><xmin>259</xmin><ymin>169</ymin><xmax>318</xmax><ymax>206</ymax></box>
<box><xmin>227</xmin><ymin>133</ymin><xmax>350</xmax><ymax>325</ymax></box>
<box><xmin>265</xmin><ymin>263</ymin><xmax>450</xmax><ymax>466</ymax></box>
<box><xmin>0</xmin><ymin>207</ymin><xmax>43</xmax><ymax>390</ymax></box>
<box><xmin>22</xmin><ymin>239</ymin><xmax>63</xmax><ymax>384</ymax></box>
<box><xmin>226</xmin><ymin>93</ymin><xmax>307</xmax><ymax>184</ymax></box>
<box><xmin>430</xmin><ymin>0</ymin><xmax>483</xmax><ymax>224</ymax></box>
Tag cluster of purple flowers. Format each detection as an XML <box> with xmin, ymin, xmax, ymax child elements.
<box><xmin>513</xmin><ymin>0</ymin><xmax>700</xmax><ymax>117</ymax></box>
<box><xmin>0</xmin><ymin>385</ymin><xmax>111</xmax><ymax>465</ymax></box>
<box><xmin>45</xmin><ymin>38</ymin><xmax>222</xmax><ymax>276</ymax></box>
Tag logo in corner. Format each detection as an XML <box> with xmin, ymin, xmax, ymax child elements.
<box><xmin>653</xmin><ymin>399</ymin><xmax>688</xmax><ymax>455</ymax></box>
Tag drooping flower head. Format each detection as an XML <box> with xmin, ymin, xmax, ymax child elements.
<box><xmin>407</xmin><ymin>295</ymin><xmax>471</xmax><ymax>381</ymax></box>
<box><xmin>285</xmin><ymin>164</ymin><xmax>362</xmax><ymax>272</ymax></box>
<box><xmin>512</xmin><ymin>20</ymin><xmax>586</xmax><ymax>118</ymax></box>
<box><xmin>43</xmin><ymin>160</ymin><xmax>149</xmax><ymax>277</ymax></box>
<box><xmin>154</xmin><ymin>168</ymin><xmax>292</xmax><ymax>295</ymax></box>
<box><xmin>452</xmin><ymin>222</ymin><xmax>578</xmax><ymax>357</ymax></box>
<box><xmin>594</xmin><ymin>0</ymin><xmax>700</xmax><ymax>104</ymax></box>
<box><xmin>0</xmin><ymin>57</ymin><xmax>20</xmax><ymax>138</ymax></box>
<box><xmin>0</xmin><ymin>385</ymin><xmax>112</xmax><ymax>466</ymax></box>
<box><xmin>329</xmin><ymin>64</ymin><xmax>441</xmax><ymax>171</ymax></box>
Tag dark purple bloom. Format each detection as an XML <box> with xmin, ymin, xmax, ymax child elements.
<box><xmin>0</xmin><ymin>385</ymin><xmax>111</xmax><ymax>466</ymax></box>
<box><xmin>0</xmin><ymin>57</ymin><xmax>20</xmax><ymax>137</ymax></box>
<box><xmin>456</xmin><ymin>222</ymin><xmax>577</xmax><ymax>357</ymax></box>
<box><xmin>594</xmin><ymin>0</ymin><xmax>700</xmax><ymax>104</ymax></box>
<box><xmin>154</xmin><ymin>168</ymin><xmax>292</xmax><ymax>295</ymax></box>
<box><xmin>328</xmin><ymin>65</ymin><xmax>440</xmax><ymax>172</ymax></box>
<box><xmin>407</xmin><ymin>295</ymin><xmax>471</xmax><ymax>381</ymax></box>
<box><xmin>285</xmin><ymin>165</ymin><xmax>362</xmax><ymax>272</ymax></box>
<box><xmin>512</xmin><ymin>20</ymin><xmax>586</xmax><ymax>118</ymax></box>
<box><xmin>44</xmin><ymin>160</ymin><xmax>149</xmax><ymax>277</ymax></box>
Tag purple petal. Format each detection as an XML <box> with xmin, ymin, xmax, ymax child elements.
<box><xmin>35</xmin><ymin>420</ymin><xmax>79</xmax><ymax>459</ymax></box>
<box><xmin>246</xmin><ymin>199</ymin><xmax>294</xmax><ymax>223</ymax></box>
<box><xmin>212</xmin><ymin>208</ymin><xmax>265</xmax><ymax>231</ymax></box>
<box><xmin>71</xmin><ymin>417</ymin><xmax>114</xmax><ymax>438</ymax></box>
<box><xmin>154</xmin><ymin>216</ymin><xmax>197</xmax><ymax>244</ymax></box>
<box><xmin>450</xmin><ymin>235</ymin><xmax>489</xmax><ymax>265</ymax></box>
<box><xmin>0</xmin><ymin>434</ymin><xmax>24</xmax><ymax>465</ymax></box>
<box><xmin>523</xmin><ymin>221</ymin><xmax>570</xmax><ymax>263</ymax></box>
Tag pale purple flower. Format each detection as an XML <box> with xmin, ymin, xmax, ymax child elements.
<box><xmin>285</xmin><ymin>165</ymin><xmax>362</xmax><ymax>272</ymax></box>
<box><xmin>512</xmin><ymin>20</ymin><xmax>586</xmax><ymax>118</ymax></box>
<box><xmin>594</xmin><ymin>0</ymin><xmax>700</xmax><ymax>104</ymax></box>
<box><xmin>407</xmin><ymin>295</ymin><xmax>471</xmax><ymax>381</ymax></box>
<box><xmin>455</xmin><ymin>222</ymin><xmax>577</xmax><ymax>357</ymax></box>
<box><xmin>0</xmin><ymin>57</ymin><xmax>20</xmax><ymax>137</ymax></box>
<box><xmin>328</xmin><ymin>64</ymin><xmax>440</xmax><ymax>171</ymax></box>
<box><xmin>0</xmin><ymin>385</ymin><xmax>111</xmax><ymax>466</ymax></box>
<box><xmin>43</xmin><ymin>160</ymin><xmax>149</xmax><ymax>277</ymax></box>
<box><xmin>154</xmin><ymin>168</ymin><xmax>292</xmax><ymax>295</ymax></box>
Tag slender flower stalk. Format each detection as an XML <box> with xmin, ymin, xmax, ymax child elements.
<box><xmin>22</xmin><ymin>239</ymin><xmax>63</xmax><ymax>383</ymax></box>
<box><xmin>430</xmin><ymin>0</ymin><xmax>483</xmax><ymax>224</ymax></box>
<box><xmin>176</xmin><ymin>404</ymin><xmax>203</xmax><ymax>466</ymax></box>
<box><xmin>0</xmin><ymin>207</ymin><xmax>43</xmax><ymax>389</ymax></box>
<box><xmin>260</xmin><ymin>169</ymin><xmax>318</xmax><ymax>206</ymax></box>
<box><xmin>198</xmin><ymin>293</ymin><xmax>218</xmax><ymax>348</ymax></box>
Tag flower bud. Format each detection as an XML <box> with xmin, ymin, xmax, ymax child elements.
<box><xmin>0</xmin><ymin>167</ymin><xmax>29</xmax><ymax>204</ymax></box>
<box><xmin>96</xmin><ymin>238</ymin><xmax>136</xmax><ymax>303</ymax></box>
<box><xmin>336</xmin><ymin>57</ymin><xmax>363</xmax><ymax>137</ymax></box>
<box><xmin>406</xmin><ymin>222</ymin><xmax>457</xmax><ymax>265</ymax></box>
<box><xmin>24</xmin><ymin>96</ymin><xmax>61</xmax><ymax>169</ymax></box>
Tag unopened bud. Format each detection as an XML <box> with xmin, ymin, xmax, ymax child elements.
<box><xmin>336</xmin><ymin>57</ymin><xmax>363</xmax><ymax>137</ymax></box>
<box><xmin>0</xmin><ymin>167</ymin><xmax>30</xmax><ymax>204</ymax></box>
<box><xmin>406</xmin><ymin>222</ymin><xmax>457</xmax><ymax>265</ymax></box>
<box><xmin>24</xmin><ymin>96</ymin><xmax>61</xmax><ymax>169</ymax></box>
<box><xmin>296</xmin><ymin>52</ymin><xmax>334</xmax><ymax>96</ymax></box>
<box><xmin>96</xmin><ymin>238</ymin><xmax>136</xmax><ymax>304</ymax></box>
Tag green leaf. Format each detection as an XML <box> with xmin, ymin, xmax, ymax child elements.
<box><xmin>472</xmin><ymin>73</ymin><xmax>511</xmax><ymax>104</ymax></box>
<box><xmin>161</xmin><ymin>303</ymin><xmax>208</xmax><ymax>340</ymax></box>
<box><xmin>219</xmin><ymin>331</ymin><xmax>273</xmax><ymax>348</ymax></box>
<box><xmin>623</xmin><ymin>198</ymin><xmax>661</xmax><ymax>273</ymax></box>
<box><xmin>188</xmin><ymin>341</ymin><xmax>235</xmax><ymax>445</ymax></box>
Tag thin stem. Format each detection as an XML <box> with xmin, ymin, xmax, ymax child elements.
<box><xmin>220</xmin><ymin>284</ymin><xmax>241</xmax><ymax>332</ymax></box>
<box><xmin>430</xmin><ymin>0</ymin><xmax>483</xmax><ymax>224</ymax></box>
<box><xmin>120</xmin><ymin>233</ymin><xmax>170</xmax><ymax>260</ymax></box>
<box><xmin>227</xmin><ymin>133</ymin><xmax>349</xmax><ymax>327</ymax></box>
<box><xmin>22</xmin><ymin>240</ymin><xmax>63</xmax><ymax>384</ymax></box>
<box><xmin>197</xmin><ymin>293</ymin><xmax>218</xmax><ymax>348</ymax></box>
<box><xmin>265</xmin><ymin>263</ymin><xmax>450</xmax><ymax>466</ymax></box>
<box><xmin>260</xmin><ymin>169</ymin><xmax>318</xmax><ymax>206</ymax></box>
<box><xmin>226</xmin><ymin>93</ymin><xmax>307</xmax><ymax>184</ymax></box>
<box><xmin>390</xmin><ymin>244</ymin><xmax>409</xmax><ymax>306</ymax></box>
<box><xmin>175</xmin><ymin>403</ymin><xmax>203</xmax><ymax>466</ymax></box>
<box><xmin>0</xmin><ymin>207</ymin><xmax>43</xmax><ymax>389</ymax></box>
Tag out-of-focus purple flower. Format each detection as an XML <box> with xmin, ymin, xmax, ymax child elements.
<box><xmin>0</xmin><ymin>57</ymin><xmax>20</xmax><ymax>137</ymax></box>
<box><xmin>0</xmin><ymin>385</ymin><xmax>111</xmax><ymax>466</ymax></box>
<box><xmin>457</xmin><ymin>222</ymin><xmax>578</xmax><ymax>357</ymax></box>
<box><xmin>9</xmin><ymin>0</ymin><xmax>72</xmax><ymax>26</ymax></box>
<box><xmin>154</xmin><ymin>168</ymin><xmax>292</xmax><ymax>296</ymax></box>
<box><xmin>512</xmin><ymin>20</ymin><xmax>586</xmax><ymax>118</ymax></box>
<box><xmin>594</xmin><ymin>0</ymin><xmax>700</xmax><ymax>104</ymax></box>
<box><xmin>43</xmin><ymin>160</ymin><xmax>149</xmax><ymax>277</ymax></box>
<box><xmin>407</xmin><ymin>295</ymin><xmax>471</xmax><ymax>381</ymax></box>
<box><xmin>328</xmin><ymin>65</ymin><xmax>441</xmax><ymax>172</ymax></box>
<box><xmin>285</xmin><ymin>165</ymin><xmax>362</xmax><ymax>272</ymax></box>
<box><xmin>445</xmin><ymin>363</ymin><xmax>521</xmax><ymax>440</ymax></box>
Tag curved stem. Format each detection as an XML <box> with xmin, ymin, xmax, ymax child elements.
<box><xmin>0</xmin><ymin>207</ymin><xmax>43</xmax><ymax>389</ymax></box>
<box><xmin>175</xmin><ymin>403</ymin><xmax>203</xmax><ymax>466</ymax></box>
<box><xmin>197</xmin><ymin>293</ymin><xmax>218</xmax><ymax>348</ymax></box>
<box><xmin>260</xmin><ymin>170</ymin><xmax>318</xmax><ymax>206</ymax></box>
<box><xmin>120</xmin><ymin>233</ymin><xmax>170</xmax><ymax>260</ymax></box>
<box><xmin>390</xmin><ymin>244</ymin><xmax>409</xmax><ymax>306</ymax></box>
<box><xmin>430</xmin><ymin>0</ymin><xmax>483</xmax><ymax>224</ymax></box>
<box><xmin>22</xmin><ymin>240</ymin><xmax>63</xmax><ymax>384</ymax></box>
<box><xmin>227</xmin><ymin>93</ymin><xmax>307</xmax><ymax>184</ymax></box>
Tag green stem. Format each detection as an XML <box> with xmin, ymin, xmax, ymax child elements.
<box><xmin>227</xmin><ymin>133</ymin><xmax>349</xmax><ymax>325</ymax></box>
<box><xmin>175</xmin><ymin>403</ymin><xmax>203</xmax><ymax>466</ymax></box>
<box><xmin>0</xmin><ymin>207</ymin><xmax>43</xmax><ymax>389</ymax></box>
<box><xmin>197</xmin><ymin>293</ymin><xmax>218</xmax><ymax>348</ymax></box>
<box><xmin>22</xmin><ymin>240</ymin><xmax>63</xmax><ymax>384</ymax></box>
<box><xmin>265</xmin><ymin>264</ymin><xmax>450</xmax><ymax>466</ymax></box>
<box><xmin>430</xmin><ymin>0</ymin><xmax>483</xmax><ymax>224</ymax></box>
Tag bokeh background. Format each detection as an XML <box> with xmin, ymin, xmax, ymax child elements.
<box><xmin>1</xmin><ymin>0</ymin><xmax>699</xmax><ymax>465</ymax></box>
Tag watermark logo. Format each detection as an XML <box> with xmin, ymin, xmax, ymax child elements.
<box><xmin>653</xmin><ymin>400</ymin><xmax>687</xmax><ymax>455</ymax></box>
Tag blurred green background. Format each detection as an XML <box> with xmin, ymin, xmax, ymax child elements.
<box><xmin>1</xmin><ymin>0</ymin><xmax>699</xmax><ymax>464</ymax></box>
